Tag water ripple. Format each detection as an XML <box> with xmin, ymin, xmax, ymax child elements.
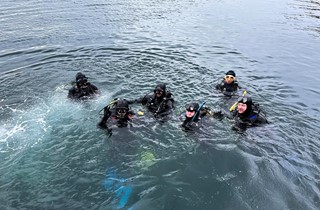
<box><xmin>0</xmin><ymin>0</ymin><xmax>320</xmax><ymax>209</ymax></box>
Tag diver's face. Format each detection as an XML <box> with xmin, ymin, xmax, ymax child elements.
<box><xmin>80</xmin><ymin>84</ymin><xmax>87</xmax><ymax>89</ymax></box>
<box><xmin>237</xmin><ymin>103</ymin><xmax>247</xmax><ymax>114</ymax></box>
<box><xmin>155</xmin><ymin>90</ymin><xmax>163</xmax><ymax>98</ymax></box>
<box><xmin>117</xmin><ymin>109</ymin><xmax>127</xmax><ymax>117</ymax></box>
<box><xmin>224</xmin><ymin>75</ymin><xmax>235</xmax><ymax>84</ymax></box>
<box><xmin>77</xmin><ymin>78</ymin><xmax>88</xmax><ymax>88</ymax></box>
<box><xmin>186</xmin><ymin>110</ymin><xmax>195</xmax><ymax>118</ymax></box>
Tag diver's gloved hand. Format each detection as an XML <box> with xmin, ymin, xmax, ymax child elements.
<box><xmin>97</xmin><ymin>121</ymin><xmax>108</xmax><ymax>129</ymax></box>
<box><xmin>127</xmin><ymin>99</ymin><xmax>137</xmax><ymax>104</ymax></box>
<box><xmin>128</xmin><ymin>112</ymin><xmax>135</xmax><ymax>119</ymax></box>
<box><xmin>222</xmin><ymin>91</ymin><xmax>234</xmax><ymax>97</ymax></box>
<box><xmin>214</xmin><ymin>110</ymin><xmax>223</xmax><ymax>118</ymax></box>
<box><xmin>232</xmin><ymin>123</ymin><xmax>247</xmax><ymax>132</ymax></box>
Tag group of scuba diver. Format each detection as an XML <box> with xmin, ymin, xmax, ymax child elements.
<box><xmin>68</xmin><ymin>71</ymin><xmax>268</xmax><ymax>133</ymax></box>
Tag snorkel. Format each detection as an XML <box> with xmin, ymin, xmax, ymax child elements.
<box><xmin>191</xmin><ymin>102</ymin><xmax>206</xmax><ymax>122</ymax></box>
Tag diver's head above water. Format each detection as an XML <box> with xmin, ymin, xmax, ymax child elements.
<box><xmin>185</xmin><ymin>102</ymin><xmax>200</xmax><ymax>119</ymax></box>
<box><xmin>224</xmin><ymin>70</ymin><xmax>236</xmax><ymax>85</ymax></box>
<box><xmin>237</xmin><ymin>96</ymin><xmax>253</xmax><ymax>117</ymax></box>
<box><xmin>154</xmin><ymin>84</ymin><xmax>166</xmax><ymax>98</ymax></box>
<box><xmin>75</xmin><ymin>72</ymin><xmax>88</xmax><ymax>88</ymax></box>
<box><xmin>115</xmin><ymin>99</ymin><xmax>130</xmax><ymax>118</ymax></box>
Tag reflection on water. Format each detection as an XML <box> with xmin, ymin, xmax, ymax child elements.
<box><xmin>0</xmin><ymin>0</ymin><xmax>320</xmax><ymax>209</ymax></box>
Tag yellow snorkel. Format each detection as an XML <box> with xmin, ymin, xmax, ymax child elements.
<box><xmin>229</xmin><ymin>90</ymin><xmax>247</xmax><ymax>111</ymax></box>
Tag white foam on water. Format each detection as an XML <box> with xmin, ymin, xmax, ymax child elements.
<box><xmin>0</xmin><ymin>84</ymin><xmax>113</xmax><ymax>152</ymax></box>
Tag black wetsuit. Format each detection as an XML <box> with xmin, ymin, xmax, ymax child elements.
<box><xmin>231</xmin><ymin>105</ymin><xmax>268</xmax><ymax>130</ymax></box>
<box><xmin>129</xmin><ymin>92</ymin><xmax>174</xmax><ymax>117</ymax></box>
<box><xmin>182</xmin><ymin>107</ymin><xmax>222</xmax><ymax>130</ymax></box>
<box><xmin>68</xmin><ymin>83</ymin><xmax>98</xmax><ymax>100</ymax></box>
<box><xmin>98</xmin><ymin>107</ymin><xmax>135</xmax><ymax>128</ymax></box>
<box><xmin>216</xmin><ymin>80</ymin><xmax>239</xmax><ymax>96</ymax></box>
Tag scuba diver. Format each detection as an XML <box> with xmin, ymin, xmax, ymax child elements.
<box><xmin>181</xmin><ymin>102</ymin><xmax>223</xmax><ymax>130</ymax></box>
<box><xmin>215</xmin><ymin>70</ymin><xmax>239</xmax><ymax>96</ymax></box>
<box><xmin>97</xmin><ymin>99</ymin><xmax>135</xmax><ymax>130</ymax></box>
<box><xmin>68</xmin><ymin>72</ymin><xmax>99</xmax><ymax>100</ymax></box>
<box><xmin>230</xmin><ymin>96</ymin><xmax>268</xmax><ymax>131</ymax></box>
<box><xmin>128</xmin><ymin>84</ymin><xmax>174</xmax><ymax>118</ymax></box>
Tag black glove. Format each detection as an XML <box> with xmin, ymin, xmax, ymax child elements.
<box><xmin>97</xmin><ymin>120</ymin><xmax>107</xmax><ymax>129</ymax></box>
<box><xmin>214</xmin><ymin>110</ymin><xmax>223</xmax><ymax>118</ymax></box>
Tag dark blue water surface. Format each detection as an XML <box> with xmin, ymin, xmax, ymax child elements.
<box><xmin>1</xmin><ymin>0</ymin><xmax>319</xmax><ymax>209</ymax></box>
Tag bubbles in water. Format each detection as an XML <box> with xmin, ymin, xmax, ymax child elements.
<box><xmin>0</xmin><ymin>84</ymin><xmax>112</xmax><ymax>152</ymax></box>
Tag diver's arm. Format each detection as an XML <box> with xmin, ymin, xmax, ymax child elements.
<box><xmin>67</xmin><ymin>88</ymin><xmax>75</xmax><ymax>99</ymax></box>
<box><xmin>234</xmin><ymin>82</ymin><xmax>239</xmax><ymax>91</ymax></box>
<box><xmin>156</xmin><ymin>109</ymin><xmax>173</xmax><ymax>118</ymax></box>
<box><xmin>233</xmin><ymin>82</ymin><xmax>241</xmax><ymax>92</ymax></box>
<box><xmin>127</xmin><ymin>95</ymin><xmax>151</xmax><ymax>105</ymax></box>
<box><xmin>89</xmin><ymin>83</ymin><xmax>99</xmax><ymax>94</ymax></box>
<box><xmin>166</xmin><ymin>99</ymin><xmax>173</xmax><ymax>110</ymax></box>
<box><xmin>255</xmin><ymin>114</ymin><xmax>268</xmax><ymax>124</ymax></box>
<box><xmin>215</xmin><ymin>80</ymin><xmax>224</xmax><ymax>90</ymax></box>
<box><xmin>97</xmin><ymin>108</ymin><xmax>112</xmax><ymax>129</ymax></box>
<box><xmin>127</xmin><ymin>110</ymin><xmax>135</xmax><ymax>119</ymax></box>
<box><xmin>226</xmin><ymin>110</ymin><xmax>236</xmax><ymax>120</ymax></box>
<box><xmin>232</xmin><ymin>122</ymin><xmax>247</xmax><ymax>132</ymax></box>
<box><xmin>68</xmin><ymin>87</ymin><xmax>82</xmax><ymax>99</ymax></box>
<box><xmin>221</xmin><ymin>90</ymin><xmax>234</xmax><ymax>97</ymax></box>
<box><xmin>211</xmin><ymin>110</ymin><xmax>224</xmax><ymax>119</ymax></box>
<box><xmin>201</xmin><ymin>107</ymin><xmax>224</xmax><ymax>119</ymax></box>
<box><xmin>127</xmin><ymin>96</ymin><xmax>143</xmax><ymax>104</ymax></box>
